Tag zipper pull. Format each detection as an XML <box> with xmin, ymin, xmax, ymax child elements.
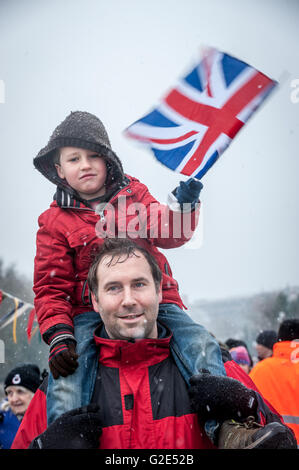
<box><xmin>95</xmin><ymin>203</ymin><xmax>106</xmax><ymax>222</ymax></box>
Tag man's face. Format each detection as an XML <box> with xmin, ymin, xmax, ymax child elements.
<box><xmin>256</xmin><ymin>343</ymin><xmax>273</xmax><ymax>361</ymax></box>
<box><xmin>6</xmin><ymin>386</ymin><xmax>34</xmax><ymax>416</ymax></box>
<box><xmin>56</xmin><ymin>147</ymin><xmax>107</xmax><ymax>200</ymax></box>
<box><xmin>91</xmin><ymin>251</ymin><xmax>162</xmax><ymax>341</ymax></box>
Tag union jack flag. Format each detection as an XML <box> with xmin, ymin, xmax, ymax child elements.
<box><xmin>125</xmin><ymin>48</ymin><xmax>277</xmax><ymax>179</ymax></box>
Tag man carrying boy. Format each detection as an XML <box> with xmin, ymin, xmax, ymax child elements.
<box><xmin>12</xmin><ymin>239</ymin><xmax>296</xmax><ymax>449</ymax></box>
<box><xmin>33</xmin><ymin>111</ymin><xmax>226</xmax><ymax>426</ymax></box>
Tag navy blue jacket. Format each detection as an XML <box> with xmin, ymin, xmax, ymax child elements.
<box><xmin>0</xmin><ymin>405</ymin><xmax>20</xmax><ymax>449</ymax></box>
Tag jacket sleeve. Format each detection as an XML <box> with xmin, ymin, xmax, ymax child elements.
<box><xmin>133</xmin><ymin>181</ymin><xmax>200</xmax><ymax>249</ymax></box>
<box><xmin>10</xmin><ymin>386</ymin><xmax>47</xmax><ymax>449</ymax></box>
<box><xmin>33</xmin><ymin>209</ymin><xmax>76</xmax><ymax>336</ymax></box>
<box><xmin>224</xmin><ymin>359</ymin><xmax>284</xmax><ymax>426</ymax></box>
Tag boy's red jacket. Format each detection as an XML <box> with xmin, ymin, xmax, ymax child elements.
<box><xmin>34</xmin><ymin>175</ymin><xmax>199</xmax><ymax>335</ymax></box>
<box><xmin>11</xmin><ymin>332</ymin><xmax>282</xmax><ymax>450</ymax></box>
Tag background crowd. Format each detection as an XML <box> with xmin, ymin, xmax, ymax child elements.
<box><xmin>1</xmin><ymin>318</ymin><xmax>298</xmax><ymax>449</ymax></box>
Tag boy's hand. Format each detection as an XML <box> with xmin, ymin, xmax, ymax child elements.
<box><xmin>49</xmin><ymin>339</ymin><xmax>79</xmax><ymax>379</ymax></box>
<box><xmin>172</xmin><ymin>178</ymin><xmax>203</xmax><ymax>209</ymax></box>
<box><xmin>43</xmin><ymin>324</ymin><xmax>79</xmax><ymax>379</ymax></box>
<box><xmin>29</xmin><ymin>404</ymin><xmax>102</xmax><ymax>449</ymax></box>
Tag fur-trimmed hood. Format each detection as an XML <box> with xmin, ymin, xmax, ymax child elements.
<box><xmin>0</xmin><ymin>399</ymin><xmax>10</xmax><ymax>413</ymax></box>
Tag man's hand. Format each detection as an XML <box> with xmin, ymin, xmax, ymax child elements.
<box><xmin>172</xmin><ymin>178</ymin><xmax>203</xmax><ymax>209</ymax></box>
<box><xmin>189</xmin><ymin>371</ymin><xmax>258</xmax><ymax>423</ymax></box>
<box><xmin>29</xmin><ymin>404</ymin><xmax>103</xmax><ymax>449</ymax></box>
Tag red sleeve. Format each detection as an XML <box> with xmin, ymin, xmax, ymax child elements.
<box><xmin>133</xmin><ymin>181</ymin><xmax>200</xmax><ymax>249</ymax></box>
<box><xmin>224</xmin><ymin>359</ymin><xmax>283</xmax><ymax>425</ymax></box>
<box><xmin>33</xmin><ymin>209</ymin><xmax>75</xmax><ymax>335</ymax></box>
<box><xmin>11</xmin><ymin>387</ymin><xmax>47</xmax><ymax>449</ymax></box>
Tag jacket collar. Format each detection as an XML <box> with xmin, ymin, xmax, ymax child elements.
<box><xmin>93</xmin><ymin>320</ymin><xmax>172</xmax><ymax>368</ymax></box>
<box><xmin>52</xmin><ymin>175</ymin><xmax>131</xmax><ymax>210</ymax></box>
<box><xmin>273</xmin><ymin>340</ymin><xmax>298</xmax><ymax>360</ymax></box>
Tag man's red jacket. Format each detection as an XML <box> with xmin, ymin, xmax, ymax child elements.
<box><xmin>12</xmin><ymin>326</ymin><xmax>282</xmax><ymax>449</ymax></box>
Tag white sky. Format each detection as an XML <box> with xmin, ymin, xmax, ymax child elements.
<box><xmin>0</xmin><ymin>0</ymin><xmax>298</xmax><ymax>303</ymax></box>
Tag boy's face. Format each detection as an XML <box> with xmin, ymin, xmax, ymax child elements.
<box><xmin>55</xmin><ymin>147</ymin><xmax>107</xmax><ymax>200</ymax></box>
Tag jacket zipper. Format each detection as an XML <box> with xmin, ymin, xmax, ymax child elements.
<box><xmin>96</xmin><ymin>181</ymin><xmax>131</xmax><ymax>222</ymax></box>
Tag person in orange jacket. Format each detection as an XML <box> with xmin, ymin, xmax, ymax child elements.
<box><xmin>249</xmin><ymin>319</ymin><xmax>299</xmax><ymax>445</ymax></box>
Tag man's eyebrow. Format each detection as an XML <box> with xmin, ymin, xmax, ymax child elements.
<box><xmin>102</xmin><ymin>277</ymin><xmax>149</xmax><ymax>289</ymax></box>
<box><xmin>102</xmin><ymin>280</ymin><xmax>121</xmax><ymax>290</ymax></box>
<box><xmin>131</xmin><ymin>277</ymin><xmax>149</xmax><ymax>283</ymax></box>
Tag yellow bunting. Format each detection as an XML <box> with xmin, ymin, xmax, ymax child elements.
<box><xmin>12</xmin><ymin>298</ymin><xmax>19</xmax><ymax>343</ymax></box>
<box><xmin>30</xmin><ymin>325</ymin><xmax>39</xmax><ymax>340</ymax></box>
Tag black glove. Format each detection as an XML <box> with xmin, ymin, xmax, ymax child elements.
<box><xmin>189</xmin><ymin>371</ymin><xmax>258</xmax><ymax>423</ymax></box>
<box><xmin>29</xmin><ymin>404</ymin><xmax>103</xmax><ymax>449</ymax></box>
<box><xmin>43</xmin><ymin>324</ymin><xmax>79</xmax><ymax>379</ymax></box>
<box><xmin>173</xmin><ymin>178</ymin><xmax>203</xmax><ymax>209</ymax></box>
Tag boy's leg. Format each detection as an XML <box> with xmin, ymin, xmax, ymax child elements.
<box><xmin>158</xmin><ymin>303</ymin><xmax>226</xmax><ymax>384</ymax></box>
<box><xmin>46</xmin><ymin>311</ymin><xmax>100</xmax><ymax>426</ymax></box>
<box><xmin>158</xmin><ymin>303</ymin><xmax>227</xmax><ymax>446</ymax></box>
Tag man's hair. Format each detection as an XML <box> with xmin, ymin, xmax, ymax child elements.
<box><xmin>278</xmin><ymin>319</ymin><xmax>299</xmax><ymax>342</ymax></box>
<box><xmin>256</xmin><ymin>330</ymin><xmax>277</xmax><ymax>350</ymax></box>
<box><xmin>88</xmin><ymin>238</ymin><xmax>162</xmax><ymax>299</ymax></box>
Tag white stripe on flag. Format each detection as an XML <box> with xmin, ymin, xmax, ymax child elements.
<box><xmin>189</xmin><ymin>134</ymin><xmax>231</xmax><ymax>178</ymax></box>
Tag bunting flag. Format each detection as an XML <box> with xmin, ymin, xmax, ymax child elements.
<box><xmin>0</xmin><ymin>288</ymin><xmax>37</xmax><ymax>344</ymax></box>
<box><xmin>0</xmin><ymin>303</ymin><xmax>23</xmax><ymax>328</ymax></box>
<box><xmin>12</xmin><ymin>297</ymin><xmax>19</xmax><ymax>344</ymax></box>
<box><xmin>124</xmin><ymin>47</ymin><xmax>278</xmax><ymax>179</ymax></box>
<box><xmin>26</xmin><ymin>308</ymin><xmax>38</xmax><ymax>344</ymax></box>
